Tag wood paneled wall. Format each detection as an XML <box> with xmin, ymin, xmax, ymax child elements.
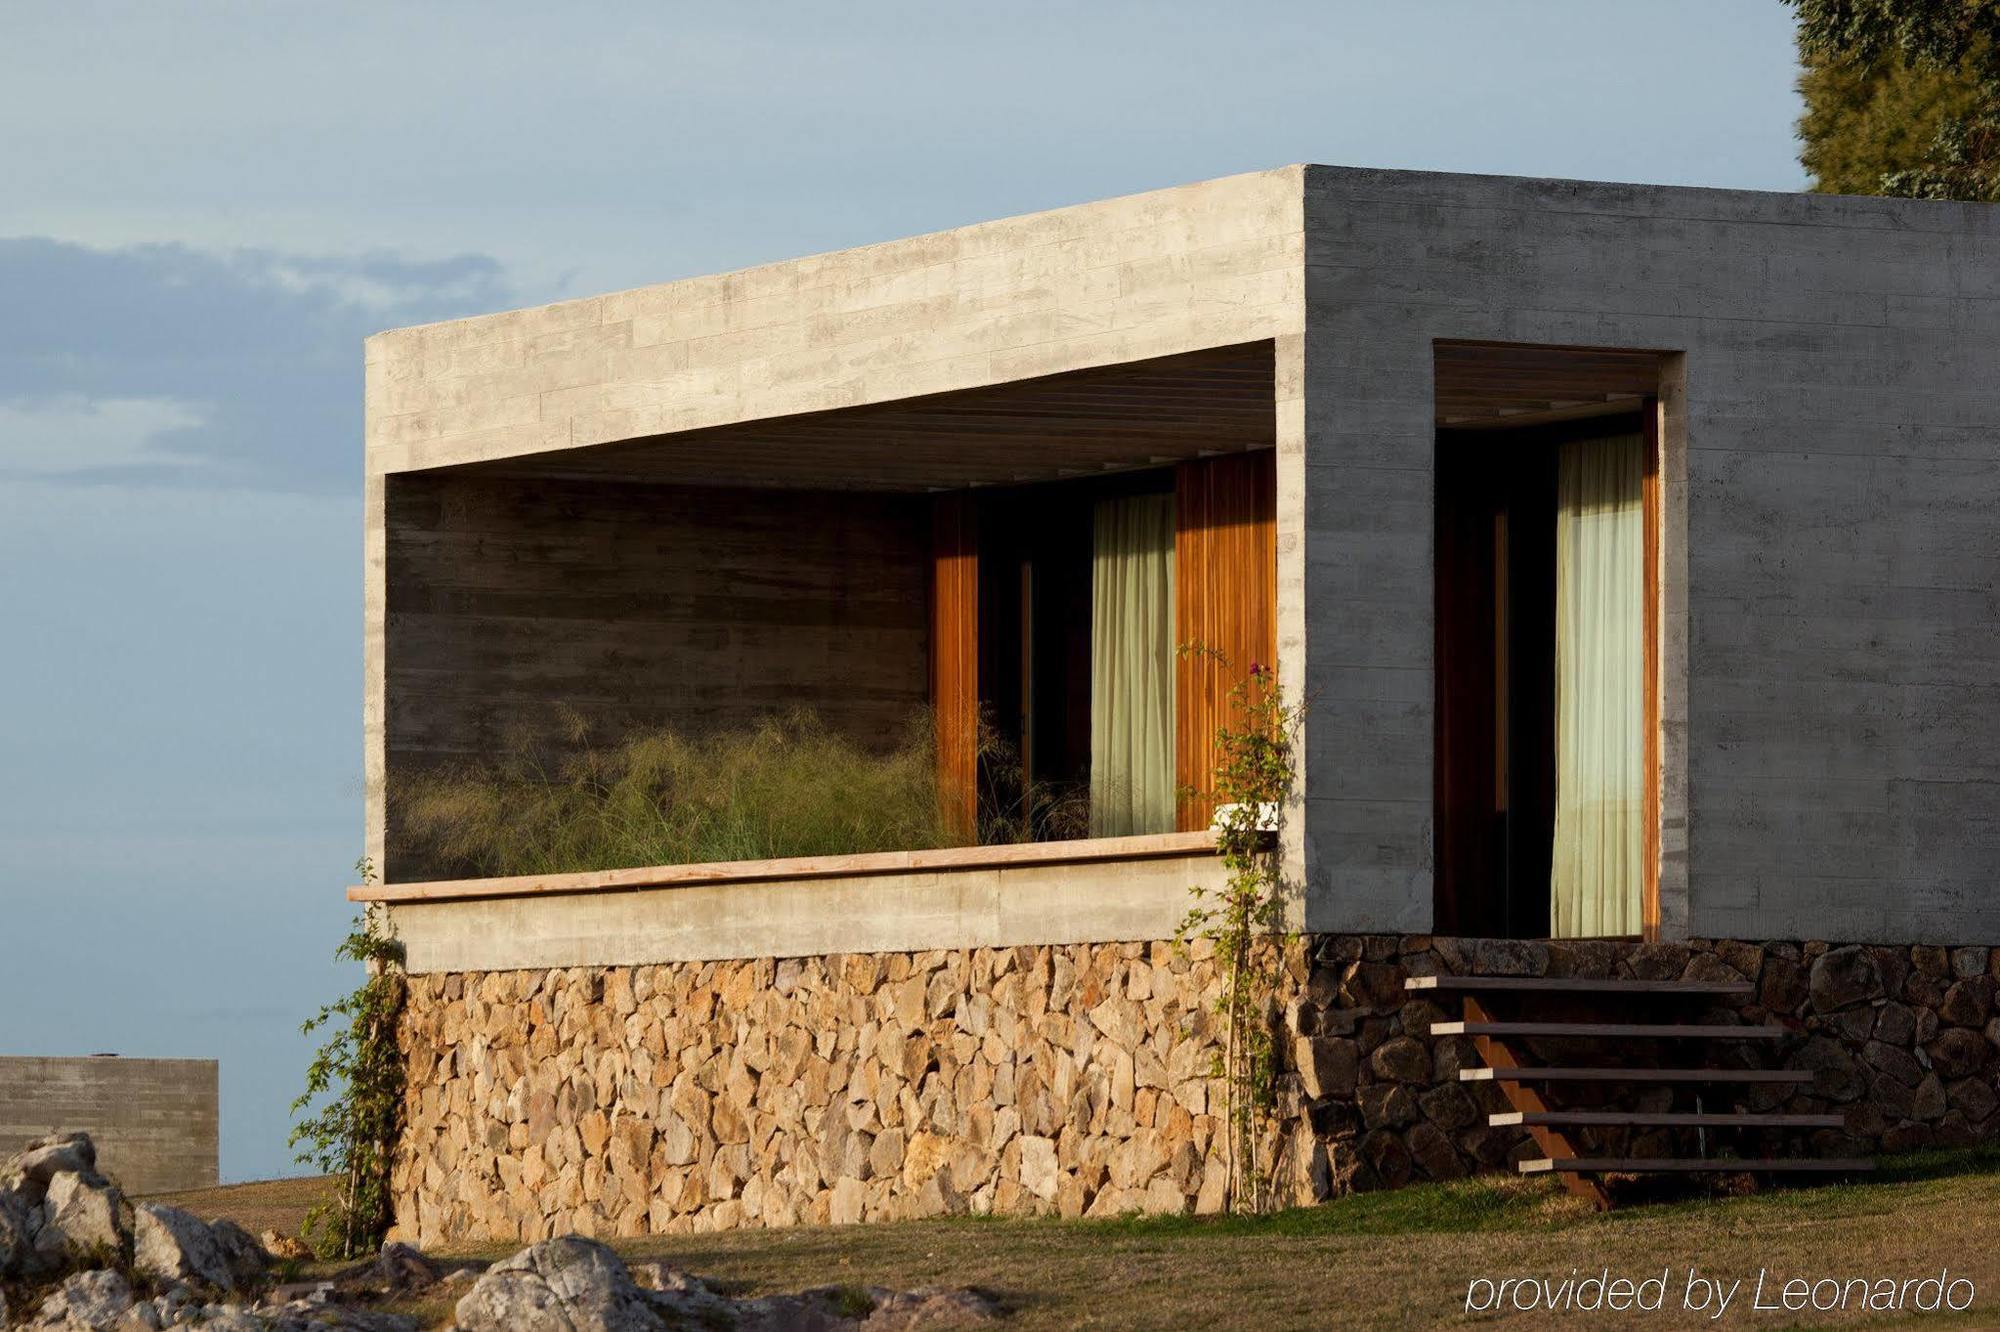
<box><xmin>1174</xmin><ymin>451</ymin><xmax>1279</xmax><ymax>831</ymax></box>
<box><xmin>931</xmin><ymin>495</ymin><xmax>980</xmax><ymax>839</ymax></box>
<box><xmin>384</xmin><ymin>473</ymin><xmax>931</xmax><ymax>879</ymax></box>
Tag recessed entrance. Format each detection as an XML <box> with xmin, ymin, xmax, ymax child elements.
<box><xmin>1432</xmin><ymin>342</ymin><xmax>1667</xmax><ymax>941</ymax></box>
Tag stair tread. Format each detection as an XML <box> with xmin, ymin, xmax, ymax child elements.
<box><xmin>1492</xmin><ymin>1111</ymin><xmax>1846</xmax><ymax>1128</ymax></box>
<box><xmin>1408</xmin><ymin>976</ymin><xmax>1753</xmax><ymax>995</ymax></box>
<box><xmin>1435</xmin><ymin>1021</ymin><xmax>1784</xmax><ymax>1038</ymax></box>
<box><xmin>1461</xmin><ymin>1067</ymin><xmax>1814</xmax><ymax>1083</ymax></box>
<box><xmin>1519</xmin><ymin>1157</ymin><xmax>1874</xmax><ymax>1174</ymax></box>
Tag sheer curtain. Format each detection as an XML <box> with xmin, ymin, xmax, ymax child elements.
<box><xmin>1090</xmin><ymin>493</ymin><xmax>1176</xmax><ymax>836</ymax></box>
<box><xmin>1551</xmin><ymin>433</ymin><xmax>1645</xmax><ymax>937</ymax></box>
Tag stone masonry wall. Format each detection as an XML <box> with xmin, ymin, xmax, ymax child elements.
<box><xmin>393</xmin><ymin>934</ymin><xmax>2000</xmax><ymax>1246</ymax></box>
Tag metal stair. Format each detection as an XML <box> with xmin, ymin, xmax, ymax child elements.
<box><xmin>1408</xmin><ymin>973</ymin><xmax>1875</xmax><ymax>1207</ymax></box>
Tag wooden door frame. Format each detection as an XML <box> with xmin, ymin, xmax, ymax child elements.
<box><xmin>1641</xmin><ymin>397</ymin><xmax>1664</xmax><ymax>942</ymax></box>
<box><xmin>930</xmin><ymin>494</ymin><xmax>980</xmax><ymax>840</ymax></box>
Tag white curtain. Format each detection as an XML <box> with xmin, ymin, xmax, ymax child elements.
<box><xmin>1551</xmin><ymin>433</ymin><xmax>1645</xmax><ymax>937</ymax></box>
<box><xmin>1090</xmin><ymin>493</ymin><xmax>1176</xmax><ymax>836</ymax></box>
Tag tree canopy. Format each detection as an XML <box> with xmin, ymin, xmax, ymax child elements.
<box><xmin>1791</xmin><ymin>0</ymin><xmax>2000</xmax><ymax>199</ymax></box>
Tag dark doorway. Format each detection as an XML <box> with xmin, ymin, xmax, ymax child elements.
<box><xmin>1434</xmin><ymin>412</ymin><xmax>1652</xmax><ymax>938</ymax></box>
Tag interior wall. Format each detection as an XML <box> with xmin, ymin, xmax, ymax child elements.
<box><xmin>1175</xmin><ymin>450</ymin><xmax>1280</xmax><ymax>831</ymax></box>
<box><xmin>383</xmin><ymin>471</ymin><xmax>931</xmax><ymax>880</ymax></box>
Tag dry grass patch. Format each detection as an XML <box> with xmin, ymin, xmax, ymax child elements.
<box><xmin>143</xmin><ymin>1174</ymin><xmax>336</xmax><ymax>1241</ymax></box>
<box><xmin>156</xmin><ymin>1154</ymin><xmax>2000</xmax><ymax>1329</ymax></box>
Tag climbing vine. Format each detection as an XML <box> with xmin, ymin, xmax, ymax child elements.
<box><xmin>1176</xmin><ymin>656</ymin><xmax>1305</xmax><ymax>1214</ymax></box>
<box><xmin>290</xmin><ymin>858</ymin><xmax>407</xmax><ymax>1259</ymax></box>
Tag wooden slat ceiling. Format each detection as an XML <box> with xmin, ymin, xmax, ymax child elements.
<box><xmin>464</xmin><ymin>341</ymin><xmax>1276</xmax><ymax>492</ymax></box>
<box><xmin>1435</xmin><ymin>341</ymin><xmax>1665</xmax><ymax>428</ymax></box>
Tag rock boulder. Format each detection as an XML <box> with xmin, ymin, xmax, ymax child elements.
<box><xmin>12</xmin><ymin>1133</ymin><xmax>97</xmax><ymax>1194</ymax></box>
<box><xmin>861</xmin><ymin>1286</ymin><xmax>1002</xmax><ymax>1329</ymax></box>
<box><xmin>1810</xmin><ymin>946</ymin><xmax>1883</xmax><ymax>1013</ymax></box>
<box><xmin>454</xmin><ymin>1235</ymin><xmax>663</xmax><ymax>1332</ymax></box>
<box><xmin>208</xmin><ymin>1217</ymin><xmax>272</xmax><ymax>1288</ymax></box>
<box><xmin>133</xmin><ymin>1202</ymin><xmax>236</xmax><ymax>1291</ymax></box>
<box><xmin>25</xmin><ymin>1268</ymin><xmax>133</xmax><ymax>1330</ymax></box>
<box><xmin>0</xmin><ymin>1184</ymin><xmax>33</xmax><ymax>1277</ymax></box>
<box><xmin>31</xmin><ymin>1171</ymin><xmax>128</xmax><ymax>1273</ymax></box>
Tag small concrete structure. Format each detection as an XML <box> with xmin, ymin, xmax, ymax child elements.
<box><xmin>0</xmin><ymin>1056</ymin><xmax>218</xmax><ymax>1194</ymax></box>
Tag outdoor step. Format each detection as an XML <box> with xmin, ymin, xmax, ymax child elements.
<box><xmin>1491</xmin><ymin>1110</ymin><xmax>1846</xmax><ymax>1129</ymax></box>
<box><xmin>1461</xmin><ymin>1067</ymin><xmax>1814</xmax><ymax>1084</ymax></box>
<box><xmin>1433</xmin><ymin>1021</ymin><xmax>1785</xmax><ymax>1039</ymax></box>
<box><xmin>1407</xmin><ymin>975</ymin><xmax>1753</xmax><ymax>996</ymax></box>
<box><xmin>1518</xmin><ymin>1157</ymin><xmax>1874</xmax><ymax>1175</ymax></box>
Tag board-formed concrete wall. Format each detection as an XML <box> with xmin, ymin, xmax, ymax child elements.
<box><xmin>0</xmin><ymin>1056</ymin><xmax>218</xmax><ymax>1194</ymax></box>
<box><xmin>1301</xmin><ymin>166</ymin><xmax>2000</xmax><ymax>943</ymax></box>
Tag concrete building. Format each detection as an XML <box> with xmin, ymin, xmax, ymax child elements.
<box><xmin>357</xmin><ymin>167</ymin><xmax>2000</xmax><ymax>1241</ymax></box>
<box><xmin>0</xmin><ymin>1056</ymin><xmax>219</xmax><ymax>1194</ymax></box>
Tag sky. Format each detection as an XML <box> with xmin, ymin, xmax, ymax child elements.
<box><xmin>0</xmin><ymin>1</ymin><xmax>1808</xmax><ymax>1182</ymax></box>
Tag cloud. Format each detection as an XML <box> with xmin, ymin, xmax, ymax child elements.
<box><xmin>0</xmin><ymin>395</ymin><xmax>206</xmax><ymax>474</ymax></box>
<box><xmin>0</xmin><ymin>238</ymin><xmax>513</xmax><ymax>492</ymax></box>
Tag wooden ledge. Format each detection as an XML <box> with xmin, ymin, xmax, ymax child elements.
<box><xmin>350</xmin><ymin>830</ymin><xmax>1223</xmax><ymax>904</ymax></box>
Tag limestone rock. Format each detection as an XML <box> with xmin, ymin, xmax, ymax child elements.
<box><xmin>1948</xmin><ymin>1076</ymin><xmax>1999</xmax><ymax>1124</ymax></box>
<box><xmin>1759</xmin><ymin>956</ymin><xmax>1808</xmax><ymax>1013</ymax></box>
<box><xmin>207</xmin><ymin>1219</ymin><xmax>271</xmax><ymax>1288</ymax></box>
<box><xmin>0</xmin><ymin>1184</ymin><xmax>33</xmax><ymax>1277</ymax></box>
<box><xmin>1368</xmin><ymin>1036</ymin><xmax>1430</xmax><ymax>1084</ymax></box>
<box><xmin>1810</xmin><ymin>946</ymin><xmax>1882</xmax><ymax>1013</ymax></box>
<box><xmin>1359</xmin><ymin>1128</ymin><xmax>1412</xmax><ymax>1188</ymax></box>
<box><xmin>455</xmin><ymin>1235</ymin><xmax>662</xmax><ymax>1332</ymax></box>
<box><xmin>1713</xmin><ymin>939</ymin><xmax>1765</xmax><ymax>981</ymax></box>
<box><xmin>1911</xmin><ymin>945</ymin><xmax>1951</xmax><ymax>979</ymax></box>
<box><xmin>33</xmin><ymin>1171</ymin><xmax>129</xmax><ymax>1272</ymax></box>
<box><xmin>1622</xmin><ymin>943</ymin><xmax>1689</xmax><ymax>981</ymax></box>
<box><xmin>829</xmin><ymin>1176</ymin><xmax>865</xmax><ymax>1226</ymax></box>
<box><xmin>12</xmin><ymin>1133</ymin><xmax>97</xmax><ymax>1194</ymax></box>
<box><xmin>260</xmin><ymin>1229</ymin><xmax>312</xmax><ymax>1263</ymax></box>
<box><xmin>1016</xmin><ymin>1135</ymin><xmax>1059</xmax><ymax>1203</ymax></box>
<box><xmin>1794</xmin><ymin>1037</ymin><xmax>1865</xmax><ymax>1102</ymax></box>
<box><xmin>1863</xmin><ymin>1040</ymin><xmax>1923</xmax><ymax>1089</ymax></box>
<box><xmin>133</xmin><ymin>1203</ymin><xmax>234</xmax><ymax>1291</ymax></box>
<box><xmin>1940</xmin><ymin>976</ymin><xmax>1995</xmax><ymax>1028</ymax></box>
<box><xmin>1358</xmin><ymin>1083</ymin><xmax>1418</xmax><ymax>1129</ymax></box>
<box><xmin>26</xmin><ymin>1268</ymin><xmax>133</xmax><ymax>1330</ymax></box>
<box><xmin>860</xmin><ymin>1285</ymin><xmax>1001</xmax><ymax>1329</ymax></box>
<box><xmin>386</xmin><ymin>934</ymin><xmax>2000</xmax><ymax>1244</ymax></box>
<box><xmin>1417</xmin><ymin>1082</ymin><xmax>1477</xmax><ymax>1131</ymax></box>
<box><xmin>1406</xmin><ymin>1122</ymin><xmax>1465</xmax><ymax>1180</ymax></box>
<box><xmin>630</xmin><ymin>1262</ymin><xmax>735</xmax><ymax>1324</ymax></box>
<box><xmin>1293</xmin><ymin>1037</ymin><xmax>1358</xmax><ymax>1100</ymax></box>
<box><xmin>1874</xmin><ymin>1000</ymin><xmax>1916</xmax><ymax>1046</ymax></box>
<box><xmin>1929</xmin><ymin>1027</ymin><xmax>1991</xmax><ymax>1079</ymax></box>
<box><xmin>1470</xmin><ymin>939</ymin><xmax>1547</xmax><ymax>977</ymax></box>
<box><xmin>332</xmin><ymin>1241</ymin><xmax>442</xmax><ymax>1298</ymax></box>
<box><xmin>1913</xmin><ymin>1074</ymin><xmax>1949</xmax><ymax>1121</ymax></box>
